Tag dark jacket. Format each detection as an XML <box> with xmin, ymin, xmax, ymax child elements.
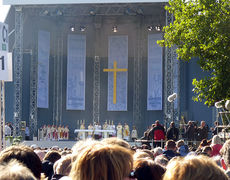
<box><xmin>166</xmin><ymin>127</ymin><xmax>179</xmax><ymax>141</ymax></box>
<box><xmin>148</xmin><ymin>125</ymin><xmax>165</xmax><ymax>141</ymax></box>
<box><xmin>196</xmin><ymin>126</ymin><xmax>209</xmax><ymax>141</ymax></box>
<box><xmin>185</xmin><ymin>124</ymin><xmax>195</xmax><ymax>141</ymax></box>
<box><xmin>163</xmin><ymin>150</ymin><xmax>180</xmax><ymax>160</ymax></box>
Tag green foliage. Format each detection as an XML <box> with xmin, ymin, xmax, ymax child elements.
<box><xmin>158</xmin><ymin>0</ymin><xmax>230</xmax><ymax>106</ymax></box>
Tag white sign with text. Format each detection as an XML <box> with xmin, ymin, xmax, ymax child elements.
<box><xmin>0</xmin><ymin>22</ymin><xmax>11</xmax><ymax>81</ymax></box>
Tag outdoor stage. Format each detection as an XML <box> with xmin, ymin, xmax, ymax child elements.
<box><xmin>22</xmin><ymin>140</ymin><xmax>140</xmax><ymax>149</ymax></box>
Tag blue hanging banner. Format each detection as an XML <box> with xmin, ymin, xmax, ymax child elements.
<box><xmin>66</xmin><ymin>34</ymin><xmax>86</xmax><ymax>110</ymax></box>
<box><xmin>105</xmin><ymin>35</ymin><xmax>128</xmax><ymax>111</ymax></box>
<box><xmin>147</xmin><ymin>33</ymin><xmax>163</xmax><ymax>110</ymax></box>
<box><xmin>37</xmin><ymin>30</ymin><xmax>50</xmax><ymax>108</ymax></box>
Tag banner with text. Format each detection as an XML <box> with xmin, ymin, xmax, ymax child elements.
<box><xmin>66</xmin><ymin>34</ymin><xmax>86</xmax><ymax>110</ymax></box>
<box><xmin>37</xmin><ymin>30</ymin><xmax>50</xmax><ymax>108</ymax></box>
<box><xmin>0</xmin><ymin>22</ymin><xmax>10</xmax><ymax>81</ymax></box>
<box><xmin>147</xmin><ymin>33</ymin><xmax>163</xmax><ymax>110</ymax></box>
<box><xmin>107</xmin><ymin>36</ymin><xmax>128</xmax><ymax>111</ymax></box>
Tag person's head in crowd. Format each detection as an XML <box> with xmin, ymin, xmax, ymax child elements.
<box><xmin>102</xmin><ymin>137</ymin><xmax>131</xmax><ymax>149</ymax></box>
<box><xmin>34</xmin><ymin>149</ymin><xmax>46</xmax><ymax>161</ymax></box>
<box><xmin>141</xmin><ymin>144</ymin><xmax>151</xmax><ymax>150</ymax></box>
<box><xmin>220</xmin><ymin>139</ymin><xmax>230</xmax><ymax>168</ymax></box>
<box><xmin>42</xmin><ymin>150</ymin><xmax>61</xmax><ymax>179</ymax></box>
<box><xmin>201</xmin><ymin>121</ymin><xmax>206</xmax><ymax>127</ymax></box>
<box><xmin>199</xmin><ymin>139</ymin><xmax>210</xmax><ymax>148</ymax></box>
<box><xmin>70</xmin><ymin>143</ymin><xmax>133</xmax><ymax>180</ymax></box>
<box><xmin>133</xmin><ymin>151</ymin><xmax>153</xmax><ymax>161</ymax></box>
<box><xmin>134</xmin><ymin>149</ymin><xmax>154</xmax><ymax>160</ymax></box>
<box><xmin>163</xmin><ymin>155</ymin><xmax>228</xmax><ymax>180</ymax></box>
<box><xmin>201</xmin><ymin>146</ymin><xmax>212</xmax><ymax>157</ymax></box>
<box><xmin>176</xmin><ymin>140</ymin><xmax>189</xmax><ymax>156</ymax></box>
<box><xmin>43</xmin><ymin>150</ymin><xmax>61</xmax><ymax>164</ymax></box>
<box><xmin>53</xmin><ymin>154</ymin><xmax>72</xmax><ymax>176</ymax></box>
<box><xmin>152</xmin><ymin>147</ymin><xmax>163</xmax><ymax>157</ymax></box>
<box><xmin>0</xmin><ymin>160</ymin><xmax>36</xmax><ymax>180</ymax></box>
<box><xmin>155</xmin><ymin>120</ymin><xmax>160</xmax><ymax>126</ymax></box>
<box><xmin>214</xmin><ymin>121</ymin><xmax>219</xmax><ymax>126</ymax></box>
<box><xmin>0</xmin><ymin>145</ymin><xmax>42</xmax><ymax>179</ymax></box>
<box><xmin>165</xmin><ymin>140</ymin><xmax>176</xmax><ymax>151</ymax></box>
<box><xmin>154</xmin><ymin>155</ymin><xmax>168</xmax><ymax>167</ymax></box>
<box><xmin>170</xmin><ymin>122</ymin><xmax>175</xmax><ymax>128</ymax></box>
<box><xmin>133</xmin><ymin>158</ymin><xmax>165</xmax><ymax>180</ymax></box>
<box><xmin>211</xmin><ymin>135</ymin><xmax>222</xmax><ymax>145</ymax></box>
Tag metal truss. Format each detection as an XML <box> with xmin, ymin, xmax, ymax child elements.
<box><xmin>173</xmin><ymin>47</ymin><xmax>180</xmax><ymax>124</ymax></box>
<box><xmin>163</xmin><ymin>11</ymin><xmax>174</xmax><ymax>128</ymax></box>
<box><xmin>14</xmin><ymin>6</ymin><xmax>23</xmax><ymax>136</ymax></box>
<box><xmin>93</xmin><ymin>56</ymin><xmax>100</xmax><ymax>124</ymax></box>
<box><xmin>23</xmin><ymin>3</ymin><xmax>166</xmax><ymax>17</ymax></box>
<box><xmin>133</xmin><ymin>17</ymin><xmax>143</xmax><ymax>127</ymax></box>
<box><xmin>53</xmin><ymin>34</ymin><xmax>64</xmax><ymax>126</ymax></box>
<box><xmin>28</xmin><ymin>49</ymin><xmax>38</xmax><ymax>138</ymax></box>
<box><xmin>164</xmin><ymin>11</ymin><xmax>181</xmax><ymax>127</ymax></box>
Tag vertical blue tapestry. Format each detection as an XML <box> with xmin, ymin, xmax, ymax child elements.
<box><xmin>66</xmin><ymin>34</ymin><xmax>86</xmax><ymax>110</ymax></box>
<box><xmin>147</xmin><ymin>33</ymin><xmax>163</xmax><ymax>110</ymax></box>
<box><xmin>107</xmin><ymin>36</ymin><xmax>128</xmax><ymax>111</ymax></box>
<box><xmin>37</xmin><ymin>30</ymin><xmax>50</xmax><ymax>108</ymax></box>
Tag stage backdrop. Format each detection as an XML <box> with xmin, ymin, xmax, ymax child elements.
<box><xmin>107</xmin><ymin>35</ymin><xmax>128</xmax><ymax>111</ymax></box>
<box><xmin>66</xmin><ymin>34</ymin><xmax>86</xmax><ymax>110</ymax></box>
<box><xmin>147</xmin><ymin>33</ymin><xmax>163</xmax><ymax>110</ymax></box>
<box><xmin>37</xmin><ymin>30</ymin><xmax>50</xmax><ymax>108</ymax></box>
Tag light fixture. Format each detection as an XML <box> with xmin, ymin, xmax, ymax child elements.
<box><xmin>56</xmin><ymin>9</ymin><xmax>63</xmax><ymax>16</ymax></box>
<box><xmin>89</xmin><ymin>9</ymin><xmax>96</xmax><ymax>16</ymax></box>
<box><xmin>112</xmin><ymin>26</ymin><xmax>118</xmax><ymax>33</ymax></box>
<box><xmin>147</xmin><ymin>26</ymin><xmax>153</xmax><ymax>31</ymax></box>
<box><xmin>40</xmin><ymin>9</ymin><xmax>49</xmax><ymax>16</ymax></box>
<box><xmin>136</xmin><ymin>7</ymin><xmax>144</xmax><ymax>15</ymax></box>
<box><xmin>155</xmin><ymin>25</ymin><xmax>161</xmax><ymax>31</ymax></box>
<box><xmin>80</xmin><ymin>26</ymin><xmax>86</xmax><ymax>32</ymax></box>
<box><xmin>70</xmin><ymin>25</ymin><xmax>75</xmax><ymax>32</ymax></box>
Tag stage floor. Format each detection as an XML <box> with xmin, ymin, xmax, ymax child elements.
<box><xmin>22</xmin><ymin>140</ymin><xmax>140</xmax><ymax>149</ymax></box>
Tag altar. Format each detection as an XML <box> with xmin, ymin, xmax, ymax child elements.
<box><xmin>74</xmin><ymin>129</ymin><xmax>114</xmax><ymax>140</ymax></box>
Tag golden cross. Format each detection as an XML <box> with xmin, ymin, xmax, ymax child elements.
<box><xmin>103</xmin><ymin>61</ymin><xmax>128</xmax><ymax>104</ymax></box>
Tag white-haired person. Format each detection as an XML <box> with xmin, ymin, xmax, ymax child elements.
<box><xmin>211</xmin><ymin>135</ymin><xmax>223</xmax><ymax>157</ymax></box>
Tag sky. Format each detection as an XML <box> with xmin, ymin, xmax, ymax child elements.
<box><xmin>0</xmin><ymin>0</ymin><xmax>10</xmax><ymax>22</ymax></box>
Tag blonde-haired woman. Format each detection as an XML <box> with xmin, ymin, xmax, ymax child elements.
<box><xmin>70</xmin><ymin>142</ymin><xmax>134</xmax><ymax>180</ymax></box>
<box><xmin>163</xmin><ymin>155</ymin><xmax>228</xmax><ymax>180</ymax></box>
<box><xmin>211</xmin><ymin>135</ymin><xmax>223</xmax><ymax>156</ymax></box>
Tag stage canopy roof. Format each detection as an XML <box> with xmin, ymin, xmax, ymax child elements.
<box><xmin>3</xmin><ymin>0</ymin><xmax>168</xmax><ymax>5</ymax></box>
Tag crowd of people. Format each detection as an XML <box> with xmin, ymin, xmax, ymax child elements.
<box><xmin>0</xmin><ymin>134</ymin><xmax>229</xmax><ymax>180</ymax></box>
<box><xmin>140</xmin><ymin>120</ymin><xmax>216</xmax><ymax>148</ymax></box>
<box><xmin>39</xmin><ymin>125</ymin><xmax>70</xmax><ymax>141</ymax></box>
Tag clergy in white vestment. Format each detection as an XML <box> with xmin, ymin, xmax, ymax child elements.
<box><xmin>103</xmin><ymin>121</ymin><xmax>109</xmax><ymax>138</ymax></box>
<box><xmin>123</xmin><ymin>123</ymin><xmax>130</xmax><ymax>141</ymax></box>
<box><xmin>117</xmin><ymin>123</ymin><xmax>123</xmax><ymax>139</ymax></box>
<box><xmin>131</xmin><ymin>126</ymin><xmax>138</xmax><ymax>141</ymax></box>
<box><xmin>88</xmin><ymin>123</ymin><xmax>93</xmax><ymax>138</ymax></box>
